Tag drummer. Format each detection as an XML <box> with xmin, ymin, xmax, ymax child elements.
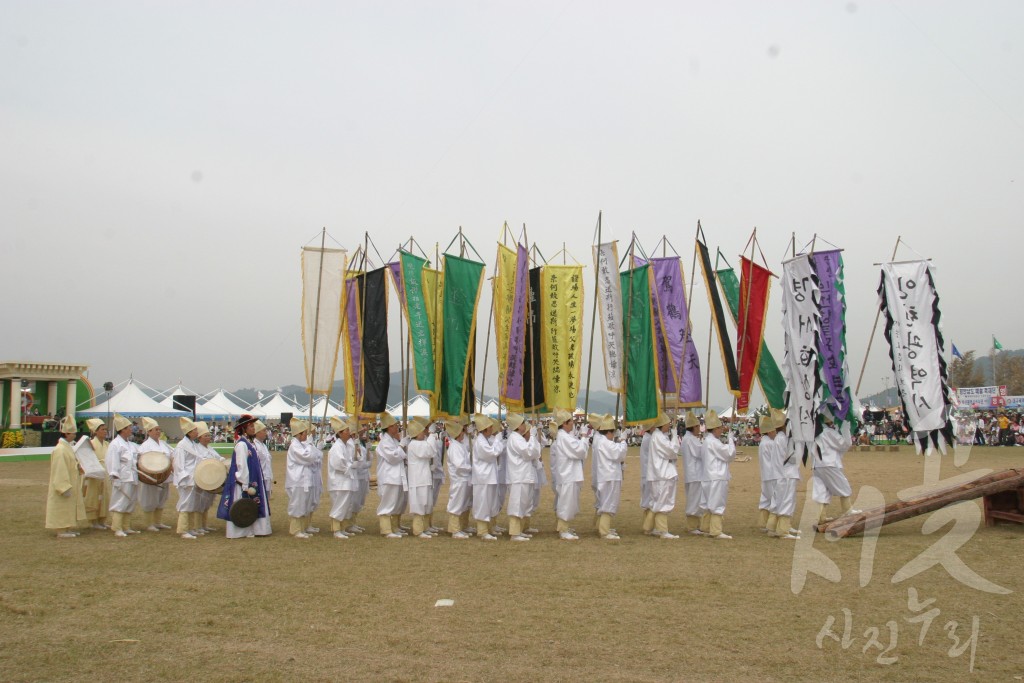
<box><xmin>83</xmin><ymin>418</ymin><xmax>111</xmax><ymax>529</ymax></box>
<box><xmin>138</xmin><ymin>417</ymin><xmax>173</xmax><ymax>532</ymax></box>
<box><xmin>45</xmin><ymin>416</ymin><xmax>87</xmax><ymax>538</ymax></box>
<box><xmin>172</xmin><ymin>417</ymin><xmax>202</xmax><ymax>539</ymax></box>
<box><xmin>217</xmin><ymin>414</ymin><xmax>271</xmax><ymax>538</ymax></box>
<box><xmin>105</xmin><ymin>414</ymin><xmax>140</xmax><ymax>537</ymax></box>
<box><xmin>194</xmin><ymin>421</ymin><xmax>228</xmax><ymax>533</ymax></box>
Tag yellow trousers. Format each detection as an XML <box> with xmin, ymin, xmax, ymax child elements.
<box><xmin>699</xmin><ymin>512</ymin><xmax>711</xmax><ymax>534</ymax></box>
<box><xmin>597</xmin><ymin>513</ymin><xmax>614</xmax><ymax>537</ymax></box>
<box><xmin>654</xmin><ymin>512</ymin><xmax>669</xmax><ymax>534</ymax></box>
<box><xmin>642</xmin><ymin>509</ymin><xmax>654</xmax><ymax>532</ymax></box>
<box><xmin>176</xmin><ymin>512</ymin><xmax>191</xmax><ymax>534</ymax></box>
<box><xmin>413</xmin><ymin>514</ymin><xmax>427</xmax><ymax>536</ymax></box>
<box><xmin>709</xmin><ymin>514</ymin><xmax>725</xmax><ymax>537</ymax></box>
<box><xmin>556</xmin><ymin>518</ymin><xmax>571</xmax><ymax>533</ymax></box>
<box><xmin>110</xmin><ymin>511</ymin><xmax>125</xmax><ymax>532</ymax></box>
<box><xmin>766</xmin><ymin>513</ymin><xmax>779</xmax><ymax>536</ymax></box>
<box><xmin>290</xmin><ymin>516</ymin><xmax>306</xmax><ymax>535</ymax></box>
<box><xmin>84</xmin><ymin>478</ymin><xmax>109</xmax><ymax>522</ymax></box>
<box><xmin>775</xmin><ymin>515</ymin><xmax>792</xmax><ymax>536</ymax></box>
<box><xmin>758</xmin><ymin>508</ymin><xmax>770</xmax><ymax>528</ymax></box>
<box><xmin>508</xmin><ymin>516</ymin><xmax>523</xmax><ymax>537</ymax></box>
<box><xmin>685</xmin><ymin>515</ymin><xmax>701</xmax><ymax>532</ymax></box>
<box><xmin>476</xmin><ymin>519</ymin><xmax>491</xmax><ymax>536</ymax></box>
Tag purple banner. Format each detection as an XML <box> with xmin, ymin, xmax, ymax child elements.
<box><xmin>503</xmin><ymin>244</ymin><xmax>529</xmax><ymax>404</ymax></box>
<box><xmin>387</xmin><ymin>261</ymin><xmax>405</xmax><ymax>307</ymax></box>
<box><xmin>641</xmin><ymin>256</ymin><xmax>702</xmax><ymax>405</ymax></box>
<box><xmin>344</xmin><ymin>276</ymin><xmax>363</xmax><ymax>410</ymax></box>
<box><xmin>811</xmin><ymin>250</ymin><xmax>850</xmax><ymax>421</ymax></box>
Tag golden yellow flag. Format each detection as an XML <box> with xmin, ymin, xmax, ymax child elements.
<box><xmin>422</xmin><ymin>267</ymin><xmax>445</xmax><ymax>417</ymax></box>
<box><xmin>494</xmin><ymin>244</ymin><xmax>518</xmax><ymax>408</ymax></box>
<box><xmin>540</xmin><ymin>264</ymin><xmax>584</xmax><ymax>413</ymax></box>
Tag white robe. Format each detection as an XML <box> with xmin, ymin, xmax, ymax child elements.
<box><xmin>226</xmin><ymin>440</ymin><xmax>272</xmax><ymax>538</ymax></box>
<box><xmin>106</xmin><ymin>435</ymin><xmax>138</xmax><ymax>514</ymax></box>
<box><xmin>702</xmin><ymin>433</ymin><xmax>736</xmax><ymax>515</ymax></box>
<box><xmin>445</xmin><ymin>435</ymin><xmax>472</xmax><ymax>516</ymax></box>
<box><xmin>138</xmin><ymin>436</ymin><xmax>171</xmax><ymax>512</ymax></box>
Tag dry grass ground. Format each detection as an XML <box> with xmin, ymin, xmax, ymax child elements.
<box><xmin>1</xmin><ymin>445</ymin><xmax>1022</xmax><ymax>682</ymax></box>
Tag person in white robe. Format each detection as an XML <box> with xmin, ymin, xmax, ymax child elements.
<box><xmin>701</xmin><ymin>410</ymin><xmax>736</xmax><ymax>540</ymax></box>
<box><xmin>375</xmin><ymin>413</ymin><xmax>408</xmax><ymax>538</ymax></box>
<box><xmin>445</xmin><ymin>420</ymin><xmax>473</xmax><ymax>538</ymax></box>
<box><xmin>347</xmin><ymin>421</ymin><xmax>371</xmax><ymax>534</ymax></box>
<box><xmin>638</xmin><ymin>427</ymin><xmax>654</xmax><ymax>534</ymax></box>
<box><xmin>471</xmin><ymin>414</ymin><xmax>506</xmax><ymax>540</ymax></box>
<box><xmin>83</xmin><ymin>418</ymin><xmax>111</xmax><ymax>529</ymax></box>
<box><xmin>680</xmin><ymin>411</ymin><xmax>707</xmax><ymax>535</ymax></box>
<box><xmin>253</xmin><ymin>420</ymin><xmax>274</xmax><ymax>501</ymax></box>
<box><xmin>770</xmin><ymin>413</ymin><xmax>802</xmax><ymax>540</ymax></box>
<box><xmin>405</xmin><ymin>421</ymin><xmax>437</xmax><ymax>538</ymax></box>
<box><xmin>526</xmin><ymin>426</ymin><xmax>547</xmax><ymax>535</ymax></box>
<box><xmin>137</xmin><ymin>417</ymin><xmax>172</xmax><ymax>531</ymax></box>
<box><xmin>505</xmin><ymin>413</ymin><xmax>541</xmax><ymax>542</ymax></box>
<box><xmin>327</xmin><ymin>416</ymin><xmax>361</xmax><ymax>539</ymax></box>
<box><xmin>757</xmin><ymin>415</ymin><xmax>781</xmax><ymax>531</ymax></box>
<box><xmin>285</xmin><ymin>419</ymin><xmax>321</xmax><ymax>538</ymax></box>
<box><xmin>194</xmin><ymin>422</ymin><xmax>228</xmax><ymax>533</ymax></box>
<box><xmin>647</xmin><ymin>413</ymin><xmax>680</xmax><ymax>539</ymax></box>
<box><xmin>592</xmin><ymin>414</ymin><xmax>627</xmax><ymax>540</ymax></box>
<box><xmin>551</xmin><ymin>409</ymin><xmax>588</xmax><ymax>540</ymax></box>
<box><xmin>105</xmin><ymin>414</ymin><xmax>140</xmax><ymax>537</ymax></box>
<box><xmin>812</xmin><ymin>413</ymin><xmax>860</xmax><ymax>526</ymax></box>
<box><xmin>172</xmin><ymin>417</ymin><xmax>202</xmax><ymax>539</ymax></box>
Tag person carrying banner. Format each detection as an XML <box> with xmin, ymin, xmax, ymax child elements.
<box><xmin>172</xmin><ymin>417</ymin><xmax>202</xmax><ymax>539</ymax></box>
<box><xmin>252</xmin><ymin>420</ymin><xmax>274</xmax><ymax>501</ymax></box>
<box><xmin>526</xmin><ymin>424</ymin><xmax>547</xmax><ymax>535</ymax></box>
<box><xmin>592</xmin><ymin>414</ymin><xmax>627</xmax><ymax>540</ymax></box>
<box><xmin>406</xmin><ymin>420</ymin><xmax>436</xmax><ymax>539</ymax></box>
<box><xmin>765</xmin><ymin>409</ymin><xmax>789</xmax><ymax>534</ymax></box>
<box><xmin>812</xmin><ymin>412</ymin><xmax>860</xmax><ymax>526</ymax></box>
<box><xmin>701</xmin><ymin>410</ymin><xmax>736</xmax><ymax>540</ymax></box>
<box><xmin>327</xmin><ymin>416</ymin><xmax>360</xmax><ymax>539</ymax></box>
<box><xmin>375</xmin><ymin>413</ymin><xmax>408</xmax><ymax>538</ymax></box>
<box><xmin>757</xmin><ymin>415</ymin><xmax>780</xmax><ymax>531</ymax></box>
<box><xmin>106</xmin><ymin>414</ymin><xmax>140</xmax><ymax>537</ymax></box>
<box><xmin>285</xmin><ymin>418</ymin><xmax>320</xmax><ymax>539</ymax></box>
<box><xmin>45</xmin><ymin>416</ymin><xmax>86</xmax><ymax>538</ymax></box>
<box><xmin>138</xmin><ymin>417</ymin><xmax>173</xmax><ymax>532</ymax></box>
<box><xmin>639</xmin><ymin>424</ymin><xmax>654</xmax><ymax>534</ymax></box>
<box><xmin>647</xmin><ymin>412</ymin><xmax>680</xmax><ymax>539</ymax></box>
<box><xmin>551</xmin><ymin>408</ymin><xmax>587</xmax><ymax>540</ymax></box>
<box><xmin>445</xmin><ymin>419</ymin><xmax>473</xmax><ymax>538</ymax></box>
<box><xmin>351</xmin><ymin>420</ymin><xmax>372</xmax><ymax>533</ymax></box>
<box><xmin>426</xmin><ymin>419</ymin><xmax>446</xmax><ymax>534</ymax></box>
<box><xmin>471</xmin><ymin>414</ymin><xmax>506</xmax><ymax>540</ymax></box>
<box><xmin>505</xmin><ymin>413</ymin><xmax>541</xmax><ymax>542</ymax></box>
<box><xmin>84</xmin><ymin>418</ymin><xmax>111</xmax><ymax>529</ymax></box>
<box><xmin>679</xmin><ymin>411</ymin><xmax>707</xmax><ymax>535</ymax></box>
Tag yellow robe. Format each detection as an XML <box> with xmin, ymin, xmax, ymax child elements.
<box><xmin>45</xmin><ymin>439</ymin><xmax>87</xmax><ymax>529</ymax></box>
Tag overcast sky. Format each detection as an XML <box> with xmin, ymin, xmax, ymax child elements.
<box><xmin>2</xmin><ymin>1</ymin><xmax>1022</xmax><ymax>406</ymax></box>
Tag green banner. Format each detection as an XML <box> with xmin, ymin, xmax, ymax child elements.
<box><xmin>716</xmin><ymin>267</ymin><xmax>786</xmax><ymax>409</ymax></box>
<box><xmin>621</xmin><ymin>265</ymin><xmax>659</xmax><ymax>423</ymax></box>
<box><xmin>399</xmin><ymin>251</ymin><xmax>436</xmax><ymax>394</ymax></box>
<box><xmin>438</xmin><ymin>255</ymin><xmax>485</xmax><ymax>417</ymax></box>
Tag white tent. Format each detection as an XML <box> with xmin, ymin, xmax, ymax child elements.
<box><xmin>79</xmin><ymin>381</ymin><xmax>191</xmax><ymax>419</ymax></box>
<box><xmin>384</xmin><ymin>395</ymin><xmax>432</xmax><ymax>419</ymax></box>
<box><xmin>255</xmin><ymin>393</ymin><xmax>301</xmax><ymax>421</ymax></box>
<box><xmin>481</xmin><ymin>399</ymin><xmax>500</xmax><ymax>417</ymax></box>
<box><xmin>300</xmin><ymin>396</ymin><xmax>346</xmax><ymax>422</ymax></box>
<box><xmin>719</xmin><ymin>406</ymin><xmax>735</xmax><ymax>420</ymax></box>
<box><xmin>196</xmin><ymin>390</ymin><xmax>263</xmax><ymax>420</ymax></box>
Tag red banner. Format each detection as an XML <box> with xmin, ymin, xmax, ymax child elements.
<box><xmin>737</xmin><ymin>257</ymin><xmax>772</xmax><ymax>413</ymax></box>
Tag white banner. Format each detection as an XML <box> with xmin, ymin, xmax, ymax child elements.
<box><xmin>955</xmin><ymin>385</ymin><xmax>1002</xmax><ymax>409</ymax></box>
<box><xmin>878</xmin><ymin>261</ymin><xmax>952</xmax><ymax>448</ymax></box>
<box><xmin>301</xmin><ymin>246</ymin><xmax>348</xmax><ymax>395</ymax></box>
<box><xmin>593</xmin><ymin>242</ymin><xmax>625</xmax><ymax>392</ymax></box>
<box><xmin>780</xmin><ymin>255</ymin><xmax>821</xmax><ymax>463</ymax></box>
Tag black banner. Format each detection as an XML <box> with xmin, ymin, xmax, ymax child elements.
<box><xmin>523</xmin><ymin>266</ymin><xmax>546</xmax><ymax>411</ymax></box>
<box><xmin>357</xmin><ymin>267</ymin><xmax>390</xmax><ymax>413</ymax></box>
<box><xmin>696</xmin><ymin>237</ymin><xmax>740</xmax><ymax>393</ymax></box>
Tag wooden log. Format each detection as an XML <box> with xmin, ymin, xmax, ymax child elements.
<box><xmin>823</xmin><ymin>468</ymin><xmax>1024</xmax><ymax>539</ymax></box>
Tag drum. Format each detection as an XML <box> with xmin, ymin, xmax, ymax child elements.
<box><xmin>195</xmin><ymin>459</ymin><xmax>228</xmax><ymax>494</ymax></box>
<box><xmin>137</xmin><ymin>451</ymin><xmax>172</xmax><ymax>485</ymax></box>
<box><xmin>229</xmin><ymin>498</ymin><xmax>259</xmax><ymax>528</ymax></box>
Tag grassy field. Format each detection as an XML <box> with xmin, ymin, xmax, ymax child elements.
<box><xmin>1</xmin><ymin>445</ymin><xmax>1022</xmax><ymax>682</ymax></box>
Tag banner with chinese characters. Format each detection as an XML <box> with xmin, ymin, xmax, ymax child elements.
<box><xmin>437</xmin><ymin>255</ymin><xmax>485</xmax><ymax>418</ymax></box>
<box><xmin>540</xmin><ymin>264</ymin><xmax>584</xmax><ymax>413</ymax></box>
<box><xmin>716</xmin><ymin>266</ymin><xmax>786</xmax><ymax>409</ymax></box>
<box><xmin>301</xmin><ymin>246</ymin><xmax>347</xmax><ymax>395</ymax></box>
<box><xmin>643</xmin><ymin>256</ymin><xmax>701</xmax><ymax>407</ymax></box>
<box><xmin>396</xmin><ymin>251</ymin><xmax>437</xmax><ymax>395</ymax></box>
<box><xmin>341</xmin><ymin>271</ymin><xmax>363</xmax><ymax>415</ymax></box>
<box><xmin>696</xmin><ymin>238</ymin><xmax>740</xmax><ymax>396</ymax></box>
<box><xmin>494</xmin><ymin>243</ymin><xmax>529</xmax><ymax>409</ymax></box>
<box><xmin>593</xmin><ymin>242</ymin><xmax>625</xmax><ymax>392</ymax></box>
<box><xmin>620</xmin><ymin>264</ymin><xmax>660</xmax><ymax>423</ymax></box>
<box><xmin>781</xmin><ymin>255</ymin><xmax>821</xmax><ymax>464</ymax></box>
<box><xmin>736</xmin><ymin>257</ymin><xmax>772</xmax><ymax>413</ymax></box>
<box><xmin>522</xmin><ymin>266</ymin><xmax>546</xmax><ymax>412</ymax></box>
<box><xmin>811</xmin><ymin>250</ymin><xmax>855</xmax><ymax>429</ymax></box>
<box><xmin>878</xmin><ymin>261</ymin><xmax>954</xmax><ymax>452</ymax></box>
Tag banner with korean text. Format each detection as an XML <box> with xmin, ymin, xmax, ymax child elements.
<box><xmin>540</xmin><ymin>265</ymin><xmax>584</xmax><ymax>413</ymax></box>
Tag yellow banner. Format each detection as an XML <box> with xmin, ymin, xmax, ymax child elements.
<box><xmin>494</xmin><ymin>244</ymin><xmax>518</xmax><ymax>408</ymax></box>
<box><xmin>540</xmin><ymin>265</ymin><xmax>584</xmax><ymax>413</ymax></box>
<box><xmin>422</xmin><ymin>267</ymin><xmax>445</xmax><ymax>418</ymax></box>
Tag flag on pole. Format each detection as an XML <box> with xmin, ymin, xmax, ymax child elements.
<box><xmin>696</xmin><ymin>235</ymin><xmax>740</xmax><ymax>395</ymax></box>
<box><xmin>355</xmin><ymin>268</ymin><xmax>390</xmax><ymax>414</ymax></box>
<box><xmin>621</xmin><ymin>264</ymin><xmax>660</xmax><ymax>423</ymax></box>
<box><xmin>811</xmin><ymin>249</ymin><xmax>855</xmax><ymax>429</ymax></box>
<box><xmin>951</xmin><ymin>343</ymin><xmax>963</xmax><ymax>360</ymax></box>
<box><xmin>993</xmin><ymin>336</ymin><xmax>1003</xmax><ymax>351</ymax></box>
<box><xmin>540</xmin><ymin>264</ymin><xmax>584</xmax><ymax>413</ymax></box>
<box><xmin>878</xmin><ymin>261</ymin><xmax>954</xmax><ymax>453</ymax></box>
<box><xmin>341</xmin><ymin>272</ymin><xmax>363</xmax><ymax>415</ymax></box>
<box><xmin>716</xmin><ymin>264</ymin><xmax>785</xmax><ymax>409</ymax></box>
<box><xmin>639</xmin><ymin>256</ymin><xmax>701</xmax><ymax>407</ymax></box>
<box><xmin>522</xmin><ymin>266</ymin><xmax>546</xmax><ymax>412</ymax></box>
<box><xmin>437</xmin><ymin>255</ymin><xmax>485</xmax><ymax>418</ymax></box>
<box><xmin>300</xmin><ymin>246</ymin><xmax>348</xmax><ymax>395</ymax></box>
<box><xmin>736</xmin><ymin>256</ymin><xmax>772</xmax><ymax>413</ymax></box>
<box><xmin>394</xmin><ymin>252</ymin><xmax>437</xmax><ymax>395</ymax></box>
<box><xmin>593</xmin><ymin>242</ymin><xmax>625</xmax><ymax>393</ymax></box>
<box><xmin>780</xmin><ymin>254</ymin><xmax>821</xmax><ymax>464</ymax></box>
<box><xmin>494</xmin><ymin>243</ymin><xmax>529</xmax><ymax>409</ymax></box>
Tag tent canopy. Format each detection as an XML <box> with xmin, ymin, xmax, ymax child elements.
<box><xmin>157</xmin><ymin>384</ymin><xmax>197</xmax><ymax>409</ymax></box>
<box><xmin>79</xmin><ymin>381</ymin><xmax>191</xmax><ymax>418</ymax></box>
<box><xmin>196</xmin><ymin>389</ymin><xmax>263</xmax><ymax>420</ymax></box>
<box><xmin>255</xmin><ymin>393</ymin><xmax>301</xmax><ymax>421</ymax></box>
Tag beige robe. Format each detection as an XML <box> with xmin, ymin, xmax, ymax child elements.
<box><xmin>45</xmin><ymin>439</ymin><xmax>87</xmax><ymax>529</ymax></box>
